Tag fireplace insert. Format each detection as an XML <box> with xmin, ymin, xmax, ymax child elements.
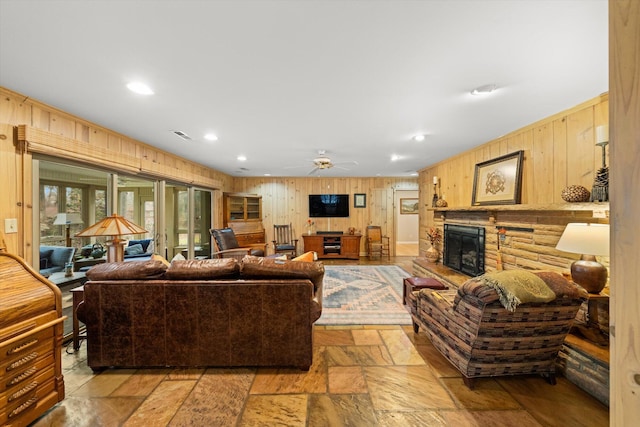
<box><xmin>443</xmin><ymin>224</ymin><xmax>485</xmax><ymax>276</ymax></box>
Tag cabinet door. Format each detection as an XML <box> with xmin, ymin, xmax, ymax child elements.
<box><xmin>302</xmin><ymin>236</ymin><xmax>324</xmax><ymax>253</ymax></box>
<box><xmin>245</xmin><ymin>197</ymin><xmax>261</xmax><ymax>220</ymax></box>
<box><xmin>341</xmin><ymin>236</ymin><xmax>361</xmax><ymax>258</ymax></box>
<box><xmin>228</xmin><ymin>196</ymin><xmax>246</xmax><ymax>221</ymax></box>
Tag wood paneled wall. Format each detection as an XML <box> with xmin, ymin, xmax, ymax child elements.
<box><xmin>610</xmin><ymin>0</ymin><xmax>640</xmax><ymax>423</ymax></box>
<box><xmin>418</xmin><ymin>94</ymin><xmax>609</xmax><ymax>255</ymax></box>
<box><xmin>232</xmin><ymin>177</ymin><xmax>418</xmax><ymax>255</ymax></box>
<box><xmin>0</xmin><ymin>87</ymin><xmax>235</xmax><ymax>257</ymax></box>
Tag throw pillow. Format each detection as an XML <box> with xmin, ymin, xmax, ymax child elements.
<box><xmin>127</xmin><ymin>239</ymin><xmax>152</xmax><ymax>252</ymax></box>
<box><xmin>124</xmin><ymin>243</ymin><xmax>144</xmax><ymax>255</ymax></box>
<box><xmin>151</xmin><ymin>253</ymin><xmax>171</xmax><ymax>267</ymax></box>
<box><xmin>292</xmin><ymin>251</ymin><xmax>316</xmax><ymax>262</ymax></box>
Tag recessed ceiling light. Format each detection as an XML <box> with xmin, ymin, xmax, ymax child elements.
<box><xmin>204</xmin><ymin>133</ymin><xmax>218</xmax><ymax>141</ymax></box>
<box><xmin>126</xmin><ymin>81</ymin><xmax>154</xmax><ymax>95</ymax></box>
<box><xmin>264</xmin><ymin>173</ymin><xmax>271</xmax><ymax>176</ymax></box>
<box><xmin>470</xmin><ymin>84</ymin><xmax>498</xmax><ymax>96</ymax></box>
<box><xmin>391</xmin><ymin>154</ymin><xmax>400</xmax><ymax>161</ymax></box>
<box><xmin>413</xmin><ymin>134</ymin><xmax>425</xmax><ymax>142</ymax></box>
<box><xmin>237</xmin><ymin>155</ymin><xmax>247</xmax><ymax>161</ymax></box>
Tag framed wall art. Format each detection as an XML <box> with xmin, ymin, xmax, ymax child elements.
<box><xmin>354</xmin><ymin>193</ymin><xmax>366</xmax><ymax>208</ymax></box>
<box><xmin>400</xmin><ymin>198</ymin><xmax>419</xmax><ymax>214</ymax></box>
<box><xmin>472</xmin><ymin>150</ymin><xmax>524</xmax><ymax>206</ymax></box>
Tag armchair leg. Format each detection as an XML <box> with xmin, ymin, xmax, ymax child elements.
<box><xmin>542</xmin><ymin>373</ymin><xmax>557</xmax><ymax>385</ymax></box>
<box><xmin>462</xmin><ymin>375</ymin><xmax>476</xmax><ymax>390</ymax></box>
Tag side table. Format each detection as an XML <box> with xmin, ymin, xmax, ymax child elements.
<box><xmin>403</xmin><ymin>276</ymin><xmax>448</xmax><ymax>333</ymax></box>
<box><xmin>70</xmin><ymin>285</ymin><xmax>85</xmax><ymax>351</ymax></box>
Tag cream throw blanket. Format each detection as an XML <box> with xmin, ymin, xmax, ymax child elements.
<box><xmin>481</xmin><ymin>270</ymin><xmax>556</xmax><ymax>312</ymax></box>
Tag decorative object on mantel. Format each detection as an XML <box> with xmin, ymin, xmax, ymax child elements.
<box><xmin>471</xmin><ymin>151</ymin><xmax>524</xmax><ymax>206</ymax></box>
<box><xmin>561</xmin><ymin>185</ymin><xmax>591</xmax><ymax>202</ymax></box>
<box><xmin>431</xmin><ymin>176</ymin><xmax>439</xmax><ymax>207</ymax></box>
<box><xmin>435</xmin><ymin>198</ymin><xmax>448</xmax><ymax>207</ymax></box>
<box><xmin>555</xmin><ymin>223</ymin><xmax>610</xmax><ymax>294</ymax></box>
<box><xmin>590</xmin><ymin>125</ymin><xmax>609</xmax><ymax>202</ymax></box>
<box><xmin>425</xmin><ymin>227</ymin><xmax>441</xmax><ymax>263</ymax></box>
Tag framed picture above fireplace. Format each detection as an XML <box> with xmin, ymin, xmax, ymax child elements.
<box><xmin>472</xmin><ymin>150</ymin><xmax>524</xmax><ymax>206</ymax></box>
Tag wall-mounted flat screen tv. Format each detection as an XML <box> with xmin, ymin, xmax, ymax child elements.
<box><xmin>309</xmin><ymin>194</ymin><xmax>350</xmax><ymax>217</ymax></box>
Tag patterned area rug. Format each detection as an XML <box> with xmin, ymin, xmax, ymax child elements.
<box><xmin>316</xmin><ymin>265</ymin><xmax>412</xmax><ymax>325</ymax></box>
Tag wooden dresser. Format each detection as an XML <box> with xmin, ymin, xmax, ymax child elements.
<box><xmin>1</xmin><ymin>250</ymin><xmax>65</xmax><ymax>427</ymax></box>
<box><xmin>223</xmin><ymin>192</ymin><xmax>266</xmax><ymax>248</ymax></box>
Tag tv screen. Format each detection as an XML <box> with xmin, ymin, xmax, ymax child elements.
<box><xmin>309</xmin><ymin>194</ymin><xmax>350</xmax><ymax>217</ymax></box>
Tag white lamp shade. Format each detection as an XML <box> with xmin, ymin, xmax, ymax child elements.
<box><xmin>555</xmin><ymin>223</ymin><xmax>610</xmax><ymax>256</ymax></box>
<box><xmin>53</xmin><ymin>213</ymin><xmax>83</xmax><ymax>225</ymax></box>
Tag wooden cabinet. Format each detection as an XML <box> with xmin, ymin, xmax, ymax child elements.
<box><xmin>302</xmin><ymin>233</ymin><xmax>361</xmax><ymax>260</ymax></box>
<box><xmin>224</xmin><ymin>193</ymin><xmax>262</xmax><ymax>223</ymax></box>
<box><xmin>223</xmin><ymin>193</ymin><xmax>266</xmax><ymax>248</ymax></box>
<box><xmin>1</xmin><ymin>250</ymin><xmax>65</xmax><ymax>427</ymax></box>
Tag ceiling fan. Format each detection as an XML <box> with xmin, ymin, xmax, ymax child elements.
<box><xmin>307</xmin><ymin>150</ymin><xmax>358</xmax><ymax>175</ymax></box>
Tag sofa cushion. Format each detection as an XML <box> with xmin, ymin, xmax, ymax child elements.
<box><xmin>86</xmin><ymin>260</ymin><xmax>168</xmax><ymax>280</ymax></box>
<box><xmin>165</xmin><ymin>258</ymin><xmax>240</xmax><ymax>280</ymax></box>
<box><xmin>533</xmin><ymin>271</ymin><xmax>588</xmax><ymax>300</ymax></box>
<box><xmin>39</xmin><ymin>248</ymin><xmax>54</xmax><ymax>270</ymax></box>
<box><xmin>128</xmin><ymin>239</ymin><xmax>152</xmax><ymax>252</ymax></box>
<box><xmin>240</xmin><ymin>255</ymin><xmax>324</xmax><ymax>291</ymax></box>
<box><xmin>124</xmin><ymin>243</ymin><xmax>144</xmax><ymax>255</ymax></box>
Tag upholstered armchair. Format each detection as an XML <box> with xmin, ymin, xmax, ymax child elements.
<box><xmin>411</xmin><ymin>270</ymin><xmax>587</xmax><ymax>389</ymax></box>
<box><xmin>210</xmin><ymin>228</ymin><xmax>266</xmax><ymax>260</ymax></box>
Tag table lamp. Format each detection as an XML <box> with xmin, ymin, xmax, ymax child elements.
<box><xmin>75</xmin><ymin>214</ymin><xmax>147</xmax><ymax>263</ymax></box>
<box><xmin>555</xmin><ymin>223</ymin><xmax>610</xmax><ymax>294</ymax></box>
<box><xmin>53</xmin><ymin>213</ymin><xmax>84</xmax><ymax>247</ymax></box>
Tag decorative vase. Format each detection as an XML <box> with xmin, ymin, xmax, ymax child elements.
<box><xmin>425</xmin><ymin>245</ymin><xmax>439</xmax><ymax>263</ymax></box>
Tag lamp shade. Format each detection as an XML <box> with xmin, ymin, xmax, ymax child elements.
<box><xmin>53</xmin><ymin>213</ymin><xmax>83</xmax><ymax>225</ymax></box>
<box><xmin>75</xmin><ymin>214</ymin><xmax>148</xmax><ymax>263</ymax></box>
<box><xmin>556</xmin><ymin>223</ymin><xmax>610</xmax><ymax>293</ymax></box>
<box><xmin>555</xmin><ymin>223</ymin><xmax>609</xmax><ymax>256</ymax></box>
<box><xmin>75</xmin><ymin>214</ymin><xmax>147</xmax><ymax>238</ymax></box>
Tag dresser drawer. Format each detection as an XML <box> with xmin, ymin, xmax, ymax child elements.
<box><xmin>1</xmin><ymin>371</ymin><xmax>56</xmax><ymax>427</ymax></box>
<box><xmin>0</xmin><ymin>311</ymin><xmax>58</xmax><ymax>344</ymax></box>
<box><xmin>1</xmin><ymin>354</ymin><xmax>55</xmax><ymax>410</ymax></box>
<box><xmin>1</xmin><ymin>336</ymin><xmax>54</xmax><ymax>391</ymax></box>
<box><xmin>237</xmin><ymin>232</ymin><xmax>265</xmax><ymax>246</ymax></box>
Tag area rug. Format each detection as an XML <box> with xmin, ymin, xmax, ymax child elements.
<box><xmin>316</xmin><ymin>265</ymin><xmax>412</xmax><ymax>325</ymax></box>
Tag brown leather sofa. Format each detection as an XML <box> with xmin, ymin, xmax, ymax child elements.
<box><xmin>78</xmin><ymin>256</ymin><xmax>323</xmax><ymax>370</ymax></box>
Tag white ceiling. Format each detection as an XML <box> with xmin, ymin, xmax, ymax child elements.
<box><xmin>0</xmin><ymin>0</ymin><xmax>608</xmax><ymax>178</ymax></box>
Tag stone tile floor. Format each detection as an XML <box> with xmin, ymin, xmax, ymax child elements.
<box><xmin>34</xmin><ymin>324</ymin><xmax>609</xmax><ymax>426</ymax></box>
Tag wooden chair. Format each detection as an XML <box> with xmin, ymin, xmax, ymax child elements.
<box><xmin>272</xmin><ymin>224</ymin><xmax>299</xmax><ymax>257</ymax></box>
<box><xmin>366</xmin><ymin>225</ymin><xmax>390</xmax><ymax>259</ymax></box>
<box><xmin>210</xmin><ymin>227</ymin><xmax>266</xmax><ymax>261</ymax></box>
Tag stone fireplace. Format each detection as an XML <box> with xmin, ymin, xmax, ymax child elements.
<box><xmin>443</xmin><ymin>224</ymin><xmax>485</xmax><ymax>276</ymax></box>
